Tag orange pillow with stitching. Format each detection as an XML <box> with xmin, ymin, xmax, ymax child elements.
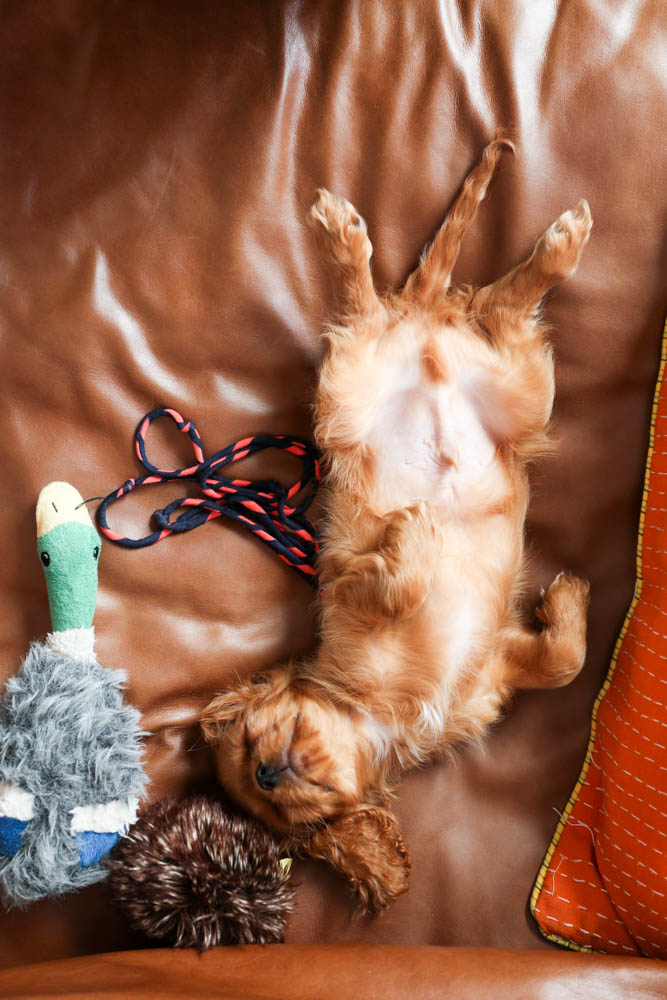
<box><xmin>532</xmin><ymin>324</ymin><xmax>667</xmax><ymax>958</ymax></box>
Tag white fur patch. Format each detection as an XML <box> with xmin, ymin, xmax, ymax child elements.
<box><xmin>0</xmin><ymin>783</ymin><xmax>35</xmax><ymax>821</ymax></box>
<box><xmin>358</xmin><ymin>712</ymin><xmax>394</xmax><ymax>764</ymax></box>
<box><xmin>447</xmin><ymin>604</ymin><xmax>478</xmax><ymax>674</ymax></box>
<box><xmin>416</xmin><ymin>700</ymin><xmax>444</xmax><ymax>736</ymax></box>
<box><xmin>46</xmin><ymin>627</ymin><xmax>96</xmax><ymax>662</ymax></box>
<box><xmin>70</xmin><ymin>797</ymin><xmax>139</xmax><ymax>834</ymax></box>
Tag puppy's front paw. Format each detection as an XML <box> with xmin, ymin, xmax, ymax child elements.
<box><xmin>309</xmin><ymin>189</ymin><xmax>372</xmax><ymax>263</ymax></box>
<box><xmin>380</xmin><ymin>500</ymin><xmax>441</xmax><ymax>556</ymax></box>
<box><xmin>356</xmin><ymin>847</ymin><xmax>411</xmax><ymax>916</ymax></box>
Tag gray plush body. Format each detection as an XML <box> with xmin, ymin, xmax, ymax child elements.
<box><xmin>0</xmin><ymin>640</ymin><xmax>146</xmax><ymax>907</ymax></box>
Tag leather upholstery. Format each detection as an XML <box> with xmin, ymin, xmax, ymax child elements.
<box><xmin>0</xmin><ymin>947</ymin><xmax>663</xmax><ymax>1000</ymax></box>
<box><xmin>1</xmin><ymin>0</ymin><xmax>665</xmax><ymax>993</ymax></box>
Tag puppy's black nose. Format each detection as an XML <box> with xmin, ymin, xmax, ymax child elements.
<box><xmin>256</xmin><ymin>762</ymin><xmax>282</xmax><ymax>791</ymax></box>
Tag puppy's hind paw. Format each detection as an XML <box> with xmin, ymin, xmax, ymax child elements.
<box><xmin>536</xmin><ymin>571</ymin><xmax>590</xmax><ymax>630</ymax></box>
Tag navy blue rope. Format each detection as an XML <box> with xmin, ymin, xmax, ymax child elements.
<box><xmin>97</xmin><ymin>407</ymin><xmax>321</xmax><ymax>586</ymax></box>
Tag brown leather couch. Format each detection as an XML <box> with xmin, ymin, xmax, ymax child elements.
<box><xmin>1</xmin><ymin>2</ymin><xmax>665</xmax><ymax>996</ymax></box>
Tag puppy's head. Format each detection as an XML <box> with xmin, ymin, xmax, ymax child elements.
<box><xmin>201</xmin><ymin>668</ymin><xmax>366</xmax><ymax>833</ymax></box>
<box><xmin>201</xmin><ymin>669</ymin><xmax>411</xmax><ymax>912</ymax></box>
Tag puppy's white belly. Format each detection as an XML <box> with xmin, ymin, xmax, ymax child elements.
<box><xmin>366</xmin><ymin>364</ymin><xmax>499</xmax><ymax>513</ymax></box>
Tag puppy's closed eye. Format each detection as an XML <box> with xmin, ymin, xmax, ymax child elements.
<box><xmin>306</xmin><ymin>778</ymin><xmax>335</xmax><ymax>793</ymax></box>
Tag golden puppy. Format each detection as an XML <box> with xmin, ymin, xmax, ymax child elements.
<box><xmin>202</xmin><ymin>140</ymin><xmax>592</xmax><ymax>914</ymax></box>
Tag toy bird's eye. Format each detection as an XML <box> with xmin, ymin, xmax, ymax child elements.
<box><xmin>93</xmin><ymin>546</ymin><xmax>100</xmax><ymax>560</ymax></box>
<box><xmin>40</xmin><ymin>552</ymin><xmax>50</xmax><ymax>567</ymax></box>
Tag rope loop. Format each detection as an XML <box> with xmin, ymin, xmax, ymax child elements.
<box><xmin>97</xmin><ymin>407</ymin><xmax>321</xmax><ymax>586</ymax></box>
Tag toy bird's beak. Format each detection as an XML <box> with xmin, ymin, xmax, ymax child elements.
<box><xmin>36</xmin><ymin>483</ymin><xmax>95</xmax><ymax>537</ymax></box>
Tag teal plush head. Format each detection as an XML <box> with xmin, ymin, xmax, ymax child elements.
<box><xmin>36</xmin><ymin>483</ymin><xmax>101</xmax><ymax>632</ymax></box>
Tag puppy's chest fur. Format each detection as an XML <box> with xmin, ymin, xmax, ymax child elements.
<box><xmin>319</xmin><ymin>318</ymin><xmax>532</xmax><ymax>766</ymax></box>
<box><xmin>326</xmin><ymin>497</ymin><xmax>523</xmax><ymax>772</ymax></box>
<box><xmin>353</xmin><ymin>515</ymin><xmax>519</xmax><ymax>740</ymax></box>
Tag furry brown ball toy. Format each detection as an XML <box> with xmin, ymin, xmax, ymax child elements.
<box><xmin>107</xmin><ymin>796</ymin><xmax>295</xmax><ymax>950</ymax></box>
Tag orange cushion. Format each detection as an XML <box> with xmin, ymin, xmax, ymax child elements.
<box><xmin>531</xmin><ymin>323</ymin><xmax>667</xmax><ymax>958</ymax></box>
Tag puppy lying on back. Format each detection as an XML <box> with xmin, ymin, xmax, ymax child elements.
<box><xmin>202</xmin><ymin>140</ymin><xmax>592</xmax><ymax>913</ymax></box>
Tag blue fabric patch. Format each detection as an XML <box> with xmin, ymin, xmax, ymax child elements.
<box><xmin>0</xmin><ymin>816</ymin><xmax>29</xmax><ymax>858</ymax></box>
<box><xmin>76</xmin><ymin>830</ymin><xmax>121</xmax><ymax>867</ymax></box>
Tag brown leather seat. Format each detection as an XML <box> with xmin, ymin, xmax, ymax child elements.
<box><xmin>1</xmin><ymin>1</ymin><xmax>665</xmax><ymax>995</ymax></box>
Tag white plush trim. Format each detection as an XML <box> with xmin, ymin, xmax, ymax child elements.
<box><xmin>45</xmin><ymin>627</ymin><xmax>96</xmax><ymax>662</ymax></box>
<box><xmin>0</xmin><ymin>783</ymin><xmax>35</xmax><ymax>821</ymax></box>
<box><xmin>70</xmin><ymin>797</ymin><xmax>139</xmax><ymax>834</ymax></box>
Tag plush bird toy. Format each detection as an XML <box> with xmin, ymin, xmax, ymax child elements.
<box><xmin>0</xmin><ymin>482</ymin><xmax>146</xmax><ymax>907</ymax></box>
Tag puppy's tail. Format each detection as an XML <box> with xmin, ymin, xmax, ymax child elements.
<box><xmin>401</xmin><ymin>136</ymin><xmax>515</xmax><ymax>305</ymax></box>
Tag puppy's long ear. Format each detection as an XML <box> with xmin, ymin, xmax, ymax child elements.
<box><xmin>200</xmin><ymin>688</ymin><xmax>252</xmax><ymax>745</ymax></box>
<box><xmin>200</xmin><ymin>669</ymin><xmax>292</xmax><ymax>745</ymax></box>
<box><xmin>305</xmin><ymin>805</ymin><xmax>411</xmax><ymax>915</ymax></box>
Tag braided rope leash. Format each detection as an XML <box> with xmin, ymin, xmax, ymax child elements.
<box><xmin>97</xmin><ymin>407</ymin><xmax>321</xmax><ymax>586</ymax></box>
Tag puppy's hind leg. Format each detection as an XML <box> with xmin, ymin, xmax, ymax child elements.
<box><xmin>472</xmin><ymin>201</ymin><xmax>592</xmax><ymax>324</ymax></box>
<box><xmin>499</xmin><ymin>573</ymin><xmax>590</xmax><ymax>690</ymax></box>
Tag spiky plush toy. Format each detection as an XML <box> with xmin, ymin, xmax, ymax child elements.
<box><xmin>108</xmin><ymin>796</ymin><xmax>295</xmax><ymax>950</ymax></box>
<box><xmin>0</xmin><ymin>482</ymin><xmax>146</xmax><ymax>907</ymax></box>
